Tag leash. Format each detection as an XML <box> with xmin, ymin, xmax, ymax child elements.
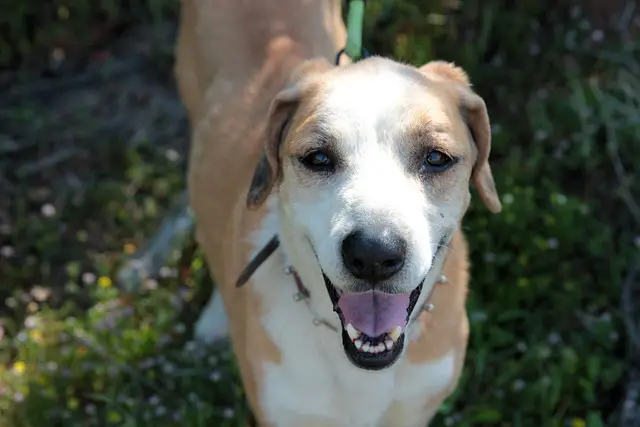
<box><xmin>335</xmin><ymin>0</ymin><xmax>370</xmax><ymax>65</ymax></box>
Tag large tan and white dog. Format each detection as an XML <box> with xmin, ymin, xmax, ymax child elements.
<box><xmin>175</xmin><ymin>0</ymin><xmax>502</xmax><ymax>426</ymax></box>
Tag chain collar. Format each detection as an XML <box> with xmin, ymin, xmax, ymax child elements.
<box><xmin>235</xmin><ymin>234</ymin><xmax>449</xmax><ymax>333</ymax></box>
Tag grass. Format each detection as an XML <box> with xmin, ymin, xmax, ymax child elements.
<box><xmin>1</xmin><ymin>1</ymin><xmax>639</xmax><ymax>426</ymax></box>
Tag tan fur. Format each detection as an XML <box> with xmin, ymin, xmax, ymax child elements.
<box><xmin>420</xmin><ymin>60</ymin><xmax>471</xmax><ymax>87</ymax></box>
<box><xmin>176</xmin><ymin>1</ymin><xmax>499</xmax><ymax>425</ymax></box>
<box><xmin>176</xmin><ymin>0</ymin><xmax>345</xmax><ymax>421</ymax></box>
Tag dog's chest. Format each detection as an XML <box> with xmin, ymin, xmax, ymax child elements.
<box><xmin>251</xmin><ymin>256</ymin><xmax>456</xmax><ymax>427</ymax></box>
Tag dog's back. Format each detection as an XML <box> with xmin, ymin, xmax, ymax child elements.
<box><xmin>175</xmin><ymin>0</ymin><xmax>346</xmax><ymax>126</ymax></box>
<box><xmin>175</xmin><ymin>0</ymin><xmax>346</xmax><ymax>281</ymax></box>
<box><xmin>175</xmin><ymin>4</ymin><xmax>346</xmax><ymax>419</ymax></box>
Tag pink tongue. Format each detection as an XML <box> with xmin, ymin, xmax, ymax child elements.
<box><xmin>337</xmin><ymin>290</ymin><xmax>410</xmax><ymax>337</ymax></box>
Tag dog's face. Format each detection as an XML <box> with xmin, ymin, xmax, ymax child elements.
<box><xmin>247</xmin><ymin>57</ymin><xmax>501</xmax><ymax>371</ymax></box>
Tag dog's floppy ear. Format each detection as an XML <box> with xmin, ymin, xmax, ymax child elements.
<box><xmin>246</xmin><ymin>87</ymin><xmax>301</xmax><ymax>209</ymax></box>
<box><xmin>420</xmin><ymin>61</ymin><xmax>502</xmax><ymax>213</ymax></box>
<box><xmin>246</xmin><ymin>58</ymin><xmax>333</xmax><ymax>210</ymax></box>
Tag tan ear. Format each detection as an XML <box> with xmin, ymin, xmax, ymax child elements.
<box><xmin>461</xmin><ymin>91</ymin><xmax>502</xmax><ymax>213</ymax></box>
<box><xmin>246</xmin><ymin>87</ymin><xmax>300</xmax><ymax>210</ymax></box>
<box><xmin>246</xmin><ymin>58</ymin><xmax>333</xmax><ymax>210</ymax></box>
<box><xmin>420</xmin><ymin>61</ymin><xmax>502</xmax><ymax>213</ymax></box>
<box><xmin>419</xmin><ymin>60</ymin><xmax>471</xmax><ymax>86</ymax></box>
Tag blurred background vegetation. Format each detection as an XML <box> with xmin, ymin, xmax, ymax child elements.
<box><xmin>0</xmin><ymin>0</ymin><xmax>639</xmax><ymax>426</ymax></box>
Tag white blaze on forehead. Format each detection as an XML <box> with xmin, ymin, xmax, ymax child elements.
<box><xmin>317</xmin><ymin>65</ymin><xmax>451</xmax><ymax>146</ymax></box>
<box><xmin>341</xmin><ymin>144</ymin><xmax>425</xmax><ymax>219</ymax></box>
<box><xmin>320</xmin><ymin>68</ymin><xmax>419</xmax><ymax>135</ymax></box>
<box><xmin>317</xmin><ymin>66</ymin><xmax>436</xmax><ymax>219</ymax></box>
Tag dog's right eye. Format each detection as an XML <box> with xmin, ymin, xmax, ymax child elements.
<box><xmin>300</xmin><ymin>150</ymin><xmax>335</xmax><ymax>172</ymax></box>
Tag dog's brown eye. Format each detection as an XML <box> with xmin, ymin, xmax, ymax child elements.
<box><xmin>422</xmin><ymin>150</ymin><xmax>453</xmax><ymax>172</ymax></box>
<box><xmin>300</xmin><ymin>150</ymin><xmax>334</xmax><ymax>172</ymax></box>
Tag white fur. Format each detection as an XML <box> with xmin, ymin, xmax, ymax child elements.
<box><xmin>278</xmin><ymin>66</ymin><xmax>461</xmax><ymax>298</ymax></box>
<box><xmin>253</xmin><ymin>66</ymin><xmax>465</xmax><ymax>426</ymax></box>
<box><xmin>195</xmin><ymin>61</ymin><xmax>468</xmax><ymax>426</ymax></box>
<box><xmin>251</xmin><ymin>198</ymin><xmax>456</xmax><ymax>427</ymax></box>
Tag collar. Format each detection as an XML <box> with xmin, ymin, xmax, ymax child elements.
<box><xmin>236</xmin><ymin>235</ymin><xmax>448</xmax><ymax>332</ymax></box>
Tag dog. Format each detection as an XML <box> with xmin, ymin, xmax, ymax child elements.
<box><xmin>175</xmin><ymin>0</ymin><xmax>502</xmax><ymax>426</ymax></box>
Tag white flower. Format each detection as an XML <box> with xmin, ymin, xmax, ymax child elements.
<box><xmin>82</xmin><ymin>272</ymin><xmax>96</xmax><ymax>285</ymax></box>
<box><xmin>41</xmin><ymin>203</ymin><xmax>57</xmax><ymax>217</ymax></box>
<box><xmin>165</xmin><ymin>149</ymin><xmax>180</xmax><ymax>162</ymax></box>
<box><xmin>0</xmin><ymin>246</ymin><xmax>15</xmax><ymax>258</ymax></box>
<box><xmin>591</xmin><ymin>30</ymin><xmax>604</xmax><ymax>42</ymax></box>
<box><xmin>547</xmin><ymin>332</ymin><xmax>561</xmax><ymax>345</ymax></box>
<box><xmin>512</xmin><ymin>379</ymin><xmax>526</xmax><ymax>391</ymax></box>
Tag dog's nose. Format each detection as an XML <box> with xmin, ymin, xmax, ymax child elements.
<box><xmin>341</xmin><ymin>228</ymin><xmax>407</xmax><ymax>283</ymax></box>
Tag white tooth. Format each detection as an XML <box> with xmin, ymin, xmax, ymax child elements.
<box><xmin>362</xmin><ymin>342</ymin><xmax>371</xmax><ymax>352</ymax></box>
<box><xmin>385</xmin><ymin>340</ymin><xmax>394</xmax><ymax>350</ymax></box>
<box><xmin>369</xmin><ymin>345</ymin><xmax>377</xmax><ymax>354</ymax></box>
<box><xmin>346</xmin><ymin>323</ymin><xmax>361</xmax><ymax>340</ymax></box>
<box><xmin>377</xmin><ymin>343</ymin><xmax>386</xmax><ymax>353</ymax></box>
<box><xmin>354</xmin><ymin>339</ymin><xmax>363</xmax><ymax>350</ymax></box>
<box><xmin>388</xmin><ymin>326</ymin><xmax>403</xmax><ymax>342</ymax></box>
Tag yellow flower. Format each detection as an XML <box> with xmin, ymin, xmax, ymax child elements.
<box><xmin>57</xmin><ymin>6</ymin><xmax>70</xmax><ymax>20</ymax></box>
<box><xmin>12</xmin><ymin>361</ymin><xmax>26</xmax><ymax>375</ymax></box>
<box><xmin>107</xmin><ymin>411</ymin><xmax>122</xmax><ymax>423</ymax></box>
<box><xmin>29</xmin><ymin>329</ymin><xmax>43</xmax><ymax>344</ymax></box>
<box><xmin>123</xmin><ymin>243</ymin><xmax>137</xmax><ymax>254</ymax></box>
<box><xmin>571</xmin><ymin>418</ymin><xmax>586</xmax><ymax>427</ymax></box>
<box><xmin>97</xmin><ymin>276</ymin><xmax>112</xmax><ymax>288</ymax></box>
<box><xmin>68</xmin><ymin>397</ymin><xmax>79</xmax><ymax>410</ymax></box>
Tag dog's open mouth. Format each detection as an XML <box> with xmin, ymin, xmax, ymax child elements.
<box><xmin>323</xmin><ymin>274</ymin><xmax>423</xmax><ymax>371</ymax></box>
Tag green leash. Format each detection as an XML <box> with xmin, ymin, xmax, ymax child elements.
<box><xmin>335</xmin><ymin>0</ymin><xmax>369</xmax><ymax>65</ymax></box>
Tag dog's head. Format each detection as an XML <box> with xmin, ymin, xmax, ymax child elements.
<box><xmin>247</xmin><ymin>57</ymin><xmax>501</xmax><ymax>370</ymax></box>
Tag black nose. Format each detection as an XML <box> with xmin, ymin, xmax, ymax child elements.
<box><xmin>341</xmin><ymin>228</ymin><xmax>407</xmax><ymax>283</ymax></box>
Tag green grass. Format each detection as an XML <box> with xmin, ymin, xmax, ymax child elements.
<box><xmin>1</xmin><ymin>1</ymin><xmax>639</xmax><ymax>426</ymax></box>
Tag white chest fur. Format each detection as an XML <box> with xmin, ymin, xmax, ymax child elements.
<box><xmin>249</xmin><ymin>207</ymin><xmax>457</xmax><ymax>427</ymax></box>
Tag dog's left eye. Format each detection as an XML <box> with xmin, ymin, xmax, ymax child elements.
<box><xmin>421</xmin><ymin>150</ymin><xmax>453</xmax><ymax>172</ymax></box>
<box><xmin>300</xmin><ymin>150</ymin><xmax>334</xmax><ymax>172</ymax></box>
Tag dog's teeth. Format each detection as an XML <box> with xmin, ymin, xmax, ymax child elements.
<box><xmin>362</xmin><ymin>342</ymin><xmax>371</xmax><ymax>352</ymax></box>
<box><xmin>385</xmin><ymin>339</ymin><xmax>394</xmax><ymax>350</ymax></box>
<box><xmin>377</xmin><ymin>343</ymin><xmax>386</xmax><ymax>353</ymax></box>
<box><xmin>388</xmin><ymin>326</ymin><xmax>403</xmax><ymax>342</ymax></box>
<box><xmin>369</xmin><ymin>345</ymin><xmax>377</xmax><ymax>354</ymax></box>
<box><xmin>354</xmin><ymin>339</ymin><xmax>363</xmax><ymax>350</ymax></box>
<box><xmin>346</xmin><ymin>323</ymin><xmax>361</xmax><ymax>340</ymax></box>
